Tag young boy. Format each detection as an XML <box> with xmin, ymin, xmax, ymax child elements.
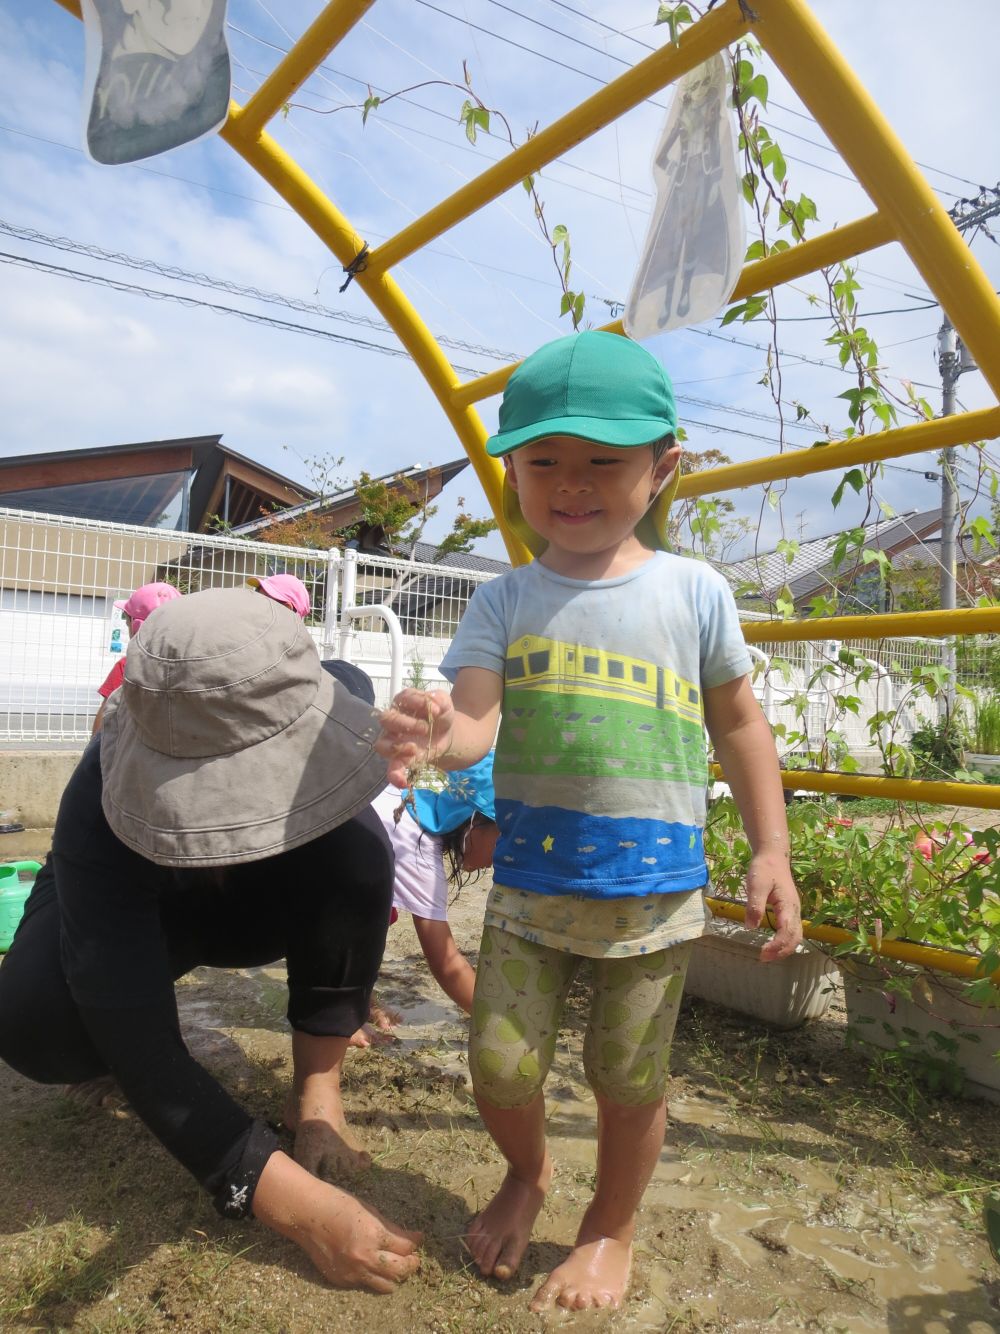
<box><xmin>377</xmin><ymin>330</ymin><xmax>801</xmax><ymax>1312</ymax></box>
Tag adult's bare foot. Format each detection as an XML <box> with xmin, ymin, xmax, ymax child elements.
<box><xmin>529</xmin><ymin>1232</ymin><xmax>633</xmax><ymax>1312</ymax></box>
<box><xmin>281</xmin><ymin>1095</ymin><xmax>371</xmax><ymax>1177</ymax></box>
<box><xmin>63</xmin><ymin>1075</ymin><xmax>129</xmax><ymax>1114</ymax></box>
<box><xmin>465</xmin><ymin>1154</ymin><xmax>552</xmax><ymax>1280</ymax></box>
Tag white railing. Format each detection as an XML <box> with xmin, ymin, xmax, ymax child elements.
<box><xmin>0</xmin><ymin>507</ymin><xmax>497</xmax><ymax>741</ymax></box>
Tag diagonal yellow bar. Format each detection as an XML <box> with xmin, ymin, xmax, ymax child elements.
<box><xmin>752</xmin><ymin>0</ymin><xmax>1000</xmax><ymax>402</ymax></box>
<box><xmin>676</xmin><ymin>406</ymin><xmax>1000</xmax><ymax>500</ymax></box>
<box><xmin>231</xmin><ymin>0</ymin><xmax>376</xmax><ymax>140</ymax></box>
<box><xmin>362</xmin><ymin>0</ymin><xmax>751</xmax><ymax>277</ymax></box>
<box><xmin>450</xmin><ymin>211</ymin><xmax>897</xmax><ymax>411</ymax></box>
<box><xmin>219</xmin><ymin>109</ymin><xmax>531</xmax><ymax>565</ymax></box>
<box><xmin>740</xmin><ymin>606</ymin><xmax>1000</xmax><ymax>644</ymax></box>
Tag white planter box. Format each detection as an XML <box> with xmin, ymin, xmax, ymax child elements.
<box><xmin>685</xmin><ymin>920</ymin><xmax>839</xmax><ymax>1029</ymax></box>
<box><xmin>841</xmin><ymin>959</ymin><xmax>1000</xmax><ymax>1104</ymax></box>
<box><xmin>967</xmin><ymin>752</ymin><xmax>1000</xmax><ymax>778</ymax></box>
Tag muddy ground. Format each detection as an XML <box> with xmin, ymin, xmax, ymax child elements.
<box><xmin>1</xmin><ymin>866</ymin><xmax>998</xmax><ymax>1333</ymax></box>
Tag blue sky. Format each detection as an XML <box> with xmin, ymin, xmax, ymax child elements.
<box><xmin>1</xmin><ymin>0</ymin><xmax>998</xmax><ymax>562</ymax></box>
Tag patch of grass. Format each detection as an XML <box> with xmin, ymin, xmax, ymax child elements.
<box><xmin>835</xmin><ymin>796</ymin><xmax>943</xmax><ymax>818</ymax></box>
<box><xmin>0</xmin><ymin>1212</ymin><xmax>122</xmax><ymax>1324</ymax></box>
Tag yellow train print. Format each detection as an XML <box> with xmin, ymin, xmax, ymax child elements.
<box><xmin>504</xmin><ymin>634</ymin><xmax>702</xmax><ymax>725</ymax></box>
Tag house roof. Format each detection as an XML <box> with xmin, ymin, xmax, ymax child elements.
<box><xmin>721</xmin><ymin>508</ymin><xmax>944</xmax><ymax>603</ymax></box>
<box><xmin>230</xmin><ymin>457</ymin><xmax>470</xmax><ymax>540</ymax></box>
<box><xmin>0</xmin><ymin>436</ymin><xmax>312</xmax><ymax>531</ymax></box>
<box><xmin>406</xmin><ymin>539</ymin><xmax>509</xmax><ymax>576</ymax></box>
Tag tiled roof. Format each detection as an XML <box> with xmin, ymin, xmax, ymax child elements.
<box><xmin>720</xmin><ymin>508</ymin><xmax>943</xmax><ymax>601</ymax></box>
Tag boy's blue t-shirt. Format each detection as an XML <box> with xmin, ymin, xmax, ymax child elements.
<box><xmin>440</xmin><ymin>552</ymin><xmax>752</xmax><ymax>899</ymax></box>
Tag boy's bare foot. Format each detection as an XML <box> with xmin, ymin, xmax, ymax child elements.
<box><xmin>348</xmin><ymin>999</ymin><xmax>401</xmax><ymax>1048</ymax></box>
<box><xmin>529</xmin><ymin>1232</ymin><xmax>633</xmax><ymax>1312</ymax></box>
<box><xmin>281</xmin><ymin>1096</ymin><xmax>372</xmax><ymax>1177</ymax></box>
<box><xmin>465</xmin><ymin>1154</ymin><xmax>552</xmax><ymax>1280</ymax></box>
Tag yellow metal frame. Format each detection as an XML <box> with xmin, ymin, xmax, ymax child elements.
<box><xmin>53</xmin><ymin>0</ymin><xmax>1000</xmax><ymax>959</ymax></box>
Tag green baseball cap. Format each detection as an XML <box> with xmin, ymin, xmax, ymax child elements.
<box><xmin>485</xmin><ymin>330</ymin><xmax>677</xmax><ymax>457</ymax></box>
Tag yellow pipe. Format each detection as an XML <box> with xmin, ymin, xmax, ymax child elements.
<box><xmin>740</xmin><ymin>605</ymin><xmax>1000</xmax><ymax>644</ymax></box>
<box><xmin>706</xmin><ymin>899</ymin><xmax>1000</xmax><ymax>986</ymax></box>
<box><xmin>710</xmin><ymin>764</ymin><xmax>1000</xmax><ymax>810</ymax></box>
<box><xmin>450</xmin><ymin>212</ymin><xmax>896</xmax><ymax>410</ymax></box>
<box><xmin>364</xmin><ymin>0</ymin><xmax>751</xmax><ymax>276</ymax></box>
<box><xmin>752</xmin><ymin>0</ymin><xmax>1000</xmax><ymax>403</ymax></box>
<box><xmin>217</xmin><ymin>113</ymin><xmax>531</xmax><ymax>564</ymax></box>
<box><xmin>231</xmin><ymin>0</ymin><xmax>376</xmax><ymax>139</ymax></box>
<box><xmin>676</xmin><ymin>406</ymin><xmax>1000</xmax><ymax>500</ymax></box>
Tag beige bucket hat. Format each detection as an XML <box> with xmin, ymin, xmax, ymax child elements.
<box><xmin>100</xmin><ymin>588</ymin><xmax>387</xmax><ymax>867</ymax></box>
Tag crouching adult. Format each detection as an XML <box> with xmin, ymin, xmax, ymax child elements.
<box><xmin>0</xmin><ymin>588</ymin><xmax>420</xmax><ymax>1293</ymax></box>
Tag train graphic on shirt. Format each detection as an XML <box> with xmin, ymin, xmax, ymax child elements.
<box><xmin>504</xmin><ymin>634</ymin><xmax>702</xmax><ymax>727</ymax></box>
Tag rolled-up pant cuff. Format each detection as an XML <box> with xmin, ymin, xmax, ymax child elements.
<box><xmin>211</xmin><ymin>1118</ymin><xmax>281</xmax><ymax>1220</ymax></box>
<box><xmin>287</xmin><ymin>985</ymin><xmax>370</xmax><ymax>1037</ymax></box>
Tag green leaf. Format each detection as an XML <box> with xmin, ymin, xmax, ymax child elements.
<box><xmin>655</xmin><ymin>3</ymin><xmax>693</xmax><ymax>43</ymax></box>
<box><xmin>521</xmin><ymin>174</ymin><xmax>535</xmax><ymax>193</ymax></box>
<box><xmin>362</xmin><ymin>93</ymin><xmax>380</xmax><ymax>125</ymax></box>
<box><xmin>776</xmin><ymin>537</ymin><xmax>799</xmax><ymax>566</ymax></box>
<box><xmin>747</xmin><ymin>73</ymin><xmax>769</xmax><ymax>108</ymax></box>
<box><xmin>551</xmin><ymin>223</ymin><xmax>568</xmax><ymax>245</ymax></box>
<box><xmin>966</xmin><ymin>514</ymin><xmax>998</xmax><ymax>555</ymax></box>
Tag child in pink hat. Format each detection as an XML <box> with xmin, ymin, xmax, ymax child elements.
<box><xmin>248</xmin><ymin>573</ymin><xmax>311</xmax><ymax>619</ymax></box>
<box><xmin>93</xmin><ymin>582</ymin><xmax>181</xmax><ymax>734</ymax></box>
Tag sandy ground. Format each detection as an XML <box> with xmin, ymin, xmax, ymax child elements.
<box><xmin>1</xmin><ymin>869</ymin><xmax>999</xmax><ymax>1332</ymax></box>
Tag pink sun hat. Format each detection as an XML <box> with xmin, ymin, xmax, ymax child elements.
<box><xmin>114</xmin><ymin>582</ymin><xmax>181</xmax><ymax>633</ymax></box>
<box><xmin>248</xmin><ymin>573</ymin><xmax>311</xmax><ymax>619</ymax></box>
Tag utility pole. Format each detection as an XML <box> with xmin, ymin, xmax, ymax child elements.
<box><xmin>935</xmin><ymin>317</ymin><xmax>976</xmax><ymax>716</ymax></box>
<box><xmin>933</xmin><ymin>187</ymin><xmax>1000</xmax><ymax>717</ymax></box>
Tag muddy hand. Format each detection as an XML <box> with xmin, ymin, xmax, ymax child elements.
<box><xmin>297</xmin><ymin>1184</ymin><xmax>421</xmax><ymax>1293</ymax></box>
<box><xmin>376</xmin><ymin>688</ymin><xmax>454</xmax><ymax>786</ymax></box>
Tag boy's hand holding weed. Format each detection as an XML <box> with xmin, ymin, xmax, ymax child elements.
<box><xmin>745</xmin><ymin>851</ymin><xmax>802</xmax><ymax>961</ymax></box>
<box><xmin>376</xmin><ymin>688</ymin><xmax>455</xmax><ymax>786</ymax></box>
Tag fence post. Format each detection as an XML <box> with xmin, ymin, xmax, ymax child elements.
<box><xmin>321</xmin><ymin>547</ymin><xmax>341</xmax><ymax>656</ymax></box>
<box><xmin>338</xmin><ymin>547</ymin><xmax>358</xmax><ymax>663</ymax></box>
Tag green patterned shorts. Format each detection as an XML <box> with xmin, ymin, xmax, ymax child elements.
<box><xmin>470</xmin><ymin>925</ymin><xmax>692</xmax><ymax>1109</ymax></box>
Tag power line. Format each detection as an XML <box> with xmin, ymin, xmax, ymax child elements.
<box><xmin>0</xmin><ymin>249</ymin><xmax>489</xmax><ymax>375</ymax></box>
<box><xmin>0</xmin><ymin>218</ymin><xmax>522</xmax><ymax>364</ymax></box>
<box><xmin>538</xmin><ymin>0</ymin><xmax>984</xmax><ymax>193</ymax></box>
<box><xmin>0</xmin><ymin>122</ymin><xmax>621</xmax><ymax>296</ymax></box>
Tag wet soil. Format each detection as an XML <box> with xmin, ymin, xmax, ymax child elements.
<box><xmin>1</xmin><ymin>877</ymin><xmax>998</xmax><ymax>1332</ymax></box>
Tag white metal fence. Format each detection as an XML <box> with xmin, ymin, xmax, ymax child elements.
<box><xmin>2</xmin><ymin>506</ymin><xmax>987</xmax><ymax>758</ymax></box>
<box><xmin>0</xmin><ymin>506</ymin><xmax>497</xmax><ymax>741</ymax></box>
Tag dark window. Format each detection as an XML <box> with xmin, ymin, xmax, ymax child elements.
<box><xmin>631</xmin><ymin>665</ymin><xmax>647</xmax><ymax>683</ymax></box>
<box><xmin>528</xmin><ymin>649</ymin><xmax>551</xmax><ymax>674</ymax></box>
<box><xmin>607</xmin><ymin>659</ymin><xmax>624</xmax><ymax>679</ymax></box>
<box><xmin>583</xmin><ymin>655</ymin><xmax>600</xmax><ymax>674</ymax></box>
<box><xmin>506</xmin><ymin>656</ymin><xmax>526</xmax><ymax>680</ymax></box>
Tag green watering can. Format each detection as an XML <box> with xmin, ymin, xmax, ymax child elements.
<box><xmin>0</xmin><ymin>861</ymin><xmax>41</xmax><ymax>952</ymax></box>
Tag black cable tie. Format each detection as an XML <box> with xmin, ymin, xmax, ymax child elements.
<box><xmin>339</xmin><ymin>243</ymin><xmax>370</xmax><ymax>293</ymax></box>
